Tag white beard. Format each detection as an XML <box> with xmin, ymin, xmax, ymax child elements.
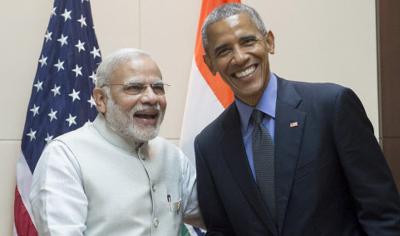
<box><xmin>104</xmin><ymin>98</ymin><xmax>164</xmax><ymax>144</ymax></box>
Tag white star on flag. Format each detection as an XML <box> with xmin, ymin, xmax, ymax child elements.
<box><xmin>57</xmin><ymin>34</ymin><xmax>68</xmax><ymax>47</ymax></box>
<box><xmin>45</xmin><ymin>133</ymin><xmax>54</xmax><ymax>143</ymax></box>
<box><xmin>90</xmin><ymin>46</ymin><xmax>101</xmax><ymax>59</ymax></box>
<box><xmin>88</xmin><ymin>96</ymin><xmax>96</xmax><ymax>108</ymax></box>
<box><xmin>54</xmin><ymin>59</ymin><xmax>65</xmax><ymax>71</ymax></box>
<box><xmin>66</xmin><ymin>114</ymin><xmax>77</xmax><ymax>127</ymax></box>
<box><xmin>38</xmin><ymin>55</ymin><xmax>47</xmax><ymax>67</ymax></box>
<box><xmin>75</xmin><ymin>40</ymin><xmax>85</xmax><ymax>52</ymax></box>
<box><xmin>69</xmin><ymin>89</ymin><xmax>81</xmax><ymax>102</ymax></box>
<box><xmin>48</xmin><ymin>109</ymin><xmax>58</xmax><ymax>122</ymax></box>
<box><xmin>26</xmin><ymin>129</ymin><xmax>37</xmax><ymax>141</ymax></box>
<box><xmin>89</xmin><ymin>71</ymin><xmax>97</xmax><ymax>84</ymax></box>
<box><xmin>72</xmin><ymin>64</ymin><xmax>83</xmax><ymax>77</ymax></box>
<box><xmin>30</xmin><ymin>104</ymin><xmax>40</xmax><ymax>117</ymax></box>
<box><xmin>51</xmin><ymin>7</ymin><xmax>57</xmax><ymax>16</ymax></box>
<box><xmin>44</xmin><ymin>31</ymin><xmax>52</xmax><ymax>42</ymax></box>
<box><xmin>77</xmin><ymin>15</ymin><xmax>87</xmax><ymax>28</ymax></box>
<box><xmin>51</xmin><ymin>84</ymin><xmax>61</xmax><ymax>96</ymax></box>
<box><xmin>33</xmin><ymin>80</ymin><xmax>43</xmax><ymax>92</ymax></box>
<box><xmin>61</xmin><ymin>9</ymin><xmax>72</xmax><ymax>22</ymax></box>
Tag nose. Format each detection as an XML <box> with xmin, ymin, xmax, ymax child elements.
<box><xmin>232</xmin><ymin>46</ymin><xmax>248</xmax><ymax>65</ymax></box>
<box><xmin>139</xmin><ymin>86</ymin><xmax>158</xmax><ymax>105</ymax></box>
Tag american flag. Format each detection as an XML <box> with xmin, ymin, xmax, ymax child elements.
<box><xmin>14</xmin><ymin>0</ymin><xmax>101</xmax><ymax>234</ymax></box>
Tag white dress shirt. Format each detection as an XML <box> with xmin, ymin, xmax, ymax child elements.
<box><xmin>30</xmin><ymin>114</ymin><xmax>201</xmax><ymax>236</ymax></box>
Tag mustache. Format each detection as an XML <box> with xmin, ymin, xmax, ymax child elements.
<box><xmin>131</xmin><ymin>103</ymin><xmax>161</xmax><ymax>114</ymax></box>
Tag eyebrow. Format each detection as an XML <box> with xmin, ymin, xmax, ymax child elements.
<box><xmin>239</xmin><ymin>35</ymin><xmax>258</xmax><ymax>42</ymax></box>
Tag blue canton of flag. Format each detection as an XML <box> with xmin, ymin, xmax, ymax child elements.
<box><xmin>22</xmin><ymin>0</ymin><xmax>101</xmax><ymax>173</ymax></box>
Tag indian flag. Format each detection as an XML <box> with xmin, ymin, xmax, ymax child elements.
<box><xmin>180</xmin><ymin>0</ymin><xmax>240</xmax><ymax>236</ymax></box>
<box><xmin>180</xmin><ymin>0</ymin><xmax>241</xmax><ymax>234</ymax></box>
<box><xmin>180</xmin><ymin>0</ymin><xmax>240</xmax><ymax>163</ymax></box>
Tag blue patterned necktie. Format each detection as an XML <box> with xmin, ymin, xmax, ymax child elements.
<box><xmin>252</xmin><ymin>109</ymin><xmax>276</xmax><ymax>223</ymax></box>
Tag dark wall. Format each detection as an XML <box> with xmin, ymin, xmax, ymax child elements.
<box><xmin>377</xmin><ymin>0</ymin><xmax>400</xmax><ymax>190</ymax></box>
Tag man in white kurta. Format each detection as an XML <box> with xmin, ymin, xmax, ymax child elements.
<box><xmin>30</xmin><ymin>48</ymin><xmax>202</xmax><ymax>236</ymax></box>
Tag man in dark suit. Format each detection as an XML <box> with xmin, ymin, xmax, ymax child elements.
<box><xmin>194</xmin><ymin>3</ymin><xmax>400</xmax><ymax>236</ymax></box>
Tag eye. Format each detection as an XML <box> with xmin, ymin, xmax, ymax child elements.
<box><xmin>215</xmin><ymin>45</ymin><xmax>232</xmax><ymax>58</ymax></box>
<box><xmin>151</xmin><ymin>83</ymin><xmax>165</xmax><ymax>95</ymax></box>
<box><xmin>216</xmin><ymin>48</ymin><xmax>231</xmax><ymax>57</ymax></box>
<box><xmin>124</xmin><ymin>83</ymin><xmax>144</xmax><ymax>94</ymax></box>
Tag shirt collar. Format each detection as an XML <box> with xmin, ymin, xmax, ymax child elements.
<box><xmin>235</xmin><ymin>73</ymin><xmax>277</xmax><ymax>132</ymax></box>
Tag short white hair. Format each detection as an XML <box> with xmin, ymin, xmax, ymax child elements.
<box><xmin>95</xmin><ymin>48</ymin><xmax>150</xmax><ymax>88</ymax></box>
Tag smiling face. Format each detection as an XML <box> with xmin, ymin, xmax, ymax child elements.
<box><xmin>94</xmin><ymin>56</ymin><xmax>166</xmax><ymax>143</ymax></box>
<box><xmin>204</xmin><ymin>13</ymin><xmax>275</xmax><ymax>106</ymax></box>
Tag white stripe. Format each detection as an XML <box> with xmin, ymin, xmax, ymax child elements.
<box><xmin>13</xmin><ymin>224</ymin><xmax>18</xmax><ymax>236</ymax></box>
<box><xmin>180</xmin><ymin>58</ymin><xmax>224</xmax><ymax>163</ymax></box>
<box><xmin>184</xmin><ymin>224</ymin><xmax>206</xmax><ymax>236</ymax></box>
<box><xmin>16</xmin><ymin>152</ymin><xmax>35</xmax><ymax>226</ymax></box>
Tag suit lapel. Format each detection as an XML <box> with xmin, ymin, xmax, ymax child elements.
<box><xmin>221</xmin><ymin>105</ymin><xmax>278</xmax><ymax>236</ymax></box>
<box><xmin>274</xmin><ymin>78</ymin><xmax>306</xmax><ymax>233</ymax></box>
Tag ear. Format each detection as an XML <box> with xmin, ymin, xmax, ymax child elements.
<box><xmin>203</xmin><ymin>54</ymin><xmax>217</xmax><ymax>75</ymax></box>
<box><xmin>93</xmin><ymin>87</ymin><xmax>107</xmax><ymax>114</ymax></box>
<box><xmin>265</xmin><ymin>31</ymin><xmax>275</xmax><ymax>54</ymax></box>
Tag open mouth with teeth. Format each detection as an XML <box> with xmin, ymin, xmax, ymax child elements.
<box><xmin>232</xmin><ymin>64</ymin><xmax>257</xmax><ymax>80</ymax></box>
<box><xmin>133</xmin><ymin>110</ymin><xmax>159</xmax><ymax>126</ymax></box>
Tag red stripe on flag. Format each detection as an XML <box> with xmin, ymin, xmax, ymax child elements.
<box><xmin>193</xmin><ymin>0</ymin><xmax>240</xmax><ymax>108</ymax></box>
<box><xmin>14</xmin><ymin>188</ymin><xmax>38</xmax><ymax>236</ymax></box>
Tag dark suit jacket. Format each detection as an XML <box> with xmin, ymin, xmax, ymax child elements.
<box><xmin>195</xmin><ymin>77</ymin><xmax>400</xmax><ymax>236</ymax></box>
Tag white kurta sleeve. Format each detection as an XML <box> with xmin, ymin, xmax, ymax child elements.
<box><xmin>180</xmin><ymin>152</ymin><xmax>204</xmax><ymax>229</ymax></box>
<box><xmin>29</xmin><ymin>140</ymin><xmax>88</xmax><ymax>236</ymax></box>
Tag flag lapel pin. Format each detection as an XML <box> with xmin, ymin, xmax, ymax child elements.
<box><xmin>290</xmin><ymin>121</ymin><xmax>299</xmax><ymax>128</ymax></box>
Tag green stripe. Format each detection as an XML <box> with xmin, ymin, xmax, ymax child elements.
<box><xmin>180</xmin><ymin>224</ymin><xmax>191</xmax><ymax>236</ymax></box>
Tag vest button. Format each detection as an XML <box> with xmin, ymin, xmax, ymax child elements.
<box><xmin>153</xmin><ymin>218</ymin><xmax>159</xmax><ymax>227</ymax></box>
<box><xmin>152</xmin><ymin>184</ymin><xmax>156</xmax><ymax>192</ymax></box>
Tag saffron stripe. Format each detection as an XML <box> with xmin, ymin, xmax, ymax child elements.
<box><xmin>193</xmin><ymin>0</ymin><xmax>240</xmax><ymax>108</ymax></box>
